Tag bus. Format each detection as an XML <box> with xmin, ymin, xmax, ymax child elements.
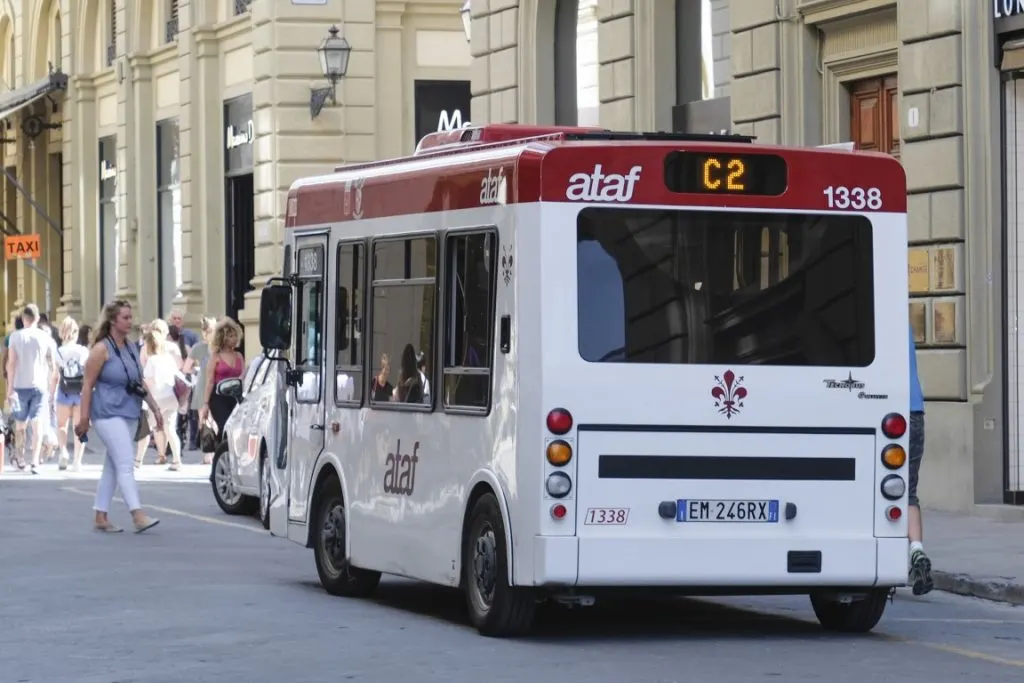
<box><xmin>255</xmin><ymin>124</ymin><xmax>911</xmax><ymax>637</ymax></box>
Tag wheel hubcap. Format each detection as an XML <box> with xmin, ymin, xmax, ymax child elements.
<box><xmin>320</xmin><ymin>503</ymin><xmax>347</xmax><ymax>578</ymax></box>
<box><xmin>472</xmin><ymin>524</ymin><xmax>497</xmax><ymax>608</ymax></box>
<box><xmin>215</xmin><ymin>455</ymin><xmax>240</xmax><ymax>505</ymax></box>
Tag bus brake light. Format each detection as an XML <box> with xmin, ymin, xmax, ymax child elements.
<box><xmin>881</xmin><ymin>413</ymin><xmax>907</xmax><ymax>439</ymax></box>
<box><xmin>546</xmin><ymin>408</ymin><xmax>573</xmax><ymax>435</ymax></box>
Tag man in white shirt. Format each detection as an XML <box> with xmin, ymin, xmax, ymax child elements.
<box><xmin>5</xmin><ymin>304</ymin><xmax>59</xmax><ymax>474</ymax></box>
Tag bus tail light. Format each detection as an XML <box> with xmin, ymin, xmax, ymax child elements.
<box><xmin>550</xmin><ymin>503</ymin><xmax>567</xmax><ymax>520</ymax></box>
<box><xmin>885</xmin><ymin>505</ymin><xmax>902</xmax><ymax>521</ymax></box>
<box><xmin>546</xmin><ymin>408</ymin><xmax>573</xmax><ymax>435</ymax></box>
<box><xmin>546</xmin><ymin>472</ymin><xmax>572</xmax><ymax>498</ymax></box>
<box><xmin>546</xmin><ymin>440</ymin><xmax>572</xmax><ymax>466</ymax></box>
<box><xmin>881</xmin><ymin>444</ymin><xmax>906</xmax><ymax>469</ymax></box>
<box><xmin>880</xmin><ymin>474</ymin><xmax>905</xmax><ymax>500</ymax></box>
<box><xmin>881</xmin><ymin>413</ymin><xmax>907</xmax><ymax>439</ymax></box>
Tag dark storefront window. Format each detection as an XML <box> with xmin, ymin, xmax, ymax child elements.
<box><xmin>98</xmin><ymin>136</ymin><xmax>118</xmax><ymax>305</ymax></box>
<box><xmin>157</xmin><ymin>118</ymin><xmax>181</xmax><ymax>315</ymax></box>
<box><xmin>413</xmin><ymin>80</ymin><xmax>472</xmax><ymax>142</ymax></box>
<box><xmin>224</xmin><ymin>94</ymin><xmax>255</xmax><ymax>324</ymax></box>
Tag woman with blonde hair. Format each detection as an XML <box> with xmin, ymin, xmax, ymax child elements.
<box><xmin>74</xmin><ymin>300</ymin><xmax>160</xmax><ymax>533</ymax></box>
<box><xmin>183</xmin><ymin>316</ymin><xmax>217</xmax><ymax>461</ymax></box>
<box><xmin>54</xmin><ymin>316</ymin><xmax>90</xmax><ymax>471</ymax></box>
<box><xmin>199</xmin><ymin>317</ymin><xmax>244</xmax><ymax>451</ymax></box>
<box><xmin>135</xmin><ymin>319</ymin><xmax>184</xmax><ymax>470</ymax></box>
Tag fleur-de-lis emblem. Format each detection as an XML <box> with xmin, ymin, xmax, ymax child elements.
<box><xmin>711</xmin><ymin>370</ymin><xmax>747</xmax><ymax>419</ymax></box>
<box><xmin>500</xmin><ymin>245</ymin><xmax>513</xmax><ymax>286</ymax></box>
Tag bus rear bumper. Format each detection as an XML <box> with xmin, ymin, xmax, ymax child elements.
<box><xmin>532</xmin><ymin>536</ymin><xmax>908</xmax><ymax>589</ymax></box>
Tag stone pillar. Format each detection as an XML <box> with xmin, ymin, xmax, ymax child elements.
<box><xmin>710</xmin><ymin>0</ymin><xmax>731</xmax><ymax>97</ymax></box>
<box><xmin>597</xmin><ymin>0</ymin><xmax>635</xmax><ymax>130</ymax></box>
<box><xmin>375</xmin><ymin>3</ymin><xmax>405</xmax><ymax>159</ymax></box>
<box><xmin>129</xmin><ymin>54</ymin><xmax>157</xmax><ymax>322</ymax></box>
<box><xmin>242</xmin><ymin>0</ymin><xmax>352</xmax><ymax>359</ymax></box>
<box><xmin>66</xmin><ymin>76</ymin><xmax>98</xmax><ymax>320</ymax></box>
<box><xmin>729</xmin><ymin>2</ymin><xmax>781</xmax><ymax>144</ymax></box>
<box><xmin>470</xmin><ymin>0</ymin><xmax>521</xmax><ymax>124</ymax></box>
<box><xmin>113</xmin><ymin>0</ymin><xmax>138</xmax><ymax>308</ymax></box>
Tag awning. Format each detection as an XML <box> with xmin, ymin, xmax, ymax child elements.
<box><xmin>0</xmin><ymin>70</ymin><xmax>68</xmax><ymax>122</ymax></box>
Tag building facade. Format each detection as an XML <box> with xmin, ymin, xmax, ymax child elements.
<box><xmin>469</xmin><ymin>0</ymin><xmax>1024</xmax><ymax>512</ymax></box>
<box><xmin>0</xmin><ymin>0</ymin><xmax>471</xmax><ymax>367</ymax></box>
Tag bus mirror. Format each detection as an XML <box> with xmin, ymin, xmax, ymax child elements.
<box><xmin>260</xmin><ymin>285</ymin><xmax>292</xmax><ymax>351</ymax></box>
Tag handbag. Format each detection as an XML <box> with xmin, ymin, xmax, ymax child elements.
<box><xmin>173</xmin><ymin>373</ymin><xmax>190</xmax><ymax>401</ymax></box>
<box><xmin>134</xmin><ymin>413</ymin><xmax>151</xmax><ymax>442</ymax></box>
<box><xmin>199</xmin><ymin>415</ymin><xmax>219</xmax><ymax>453</ymax></box>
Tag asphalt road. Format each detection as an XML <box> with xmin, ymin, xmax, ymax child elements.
<box><xmin>2</xmin><ymin>478</ymin><xmax>1023</xmax><ymax>683</ymax></box>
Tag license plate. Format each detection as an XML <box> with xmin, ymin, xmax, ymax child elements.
<box><xmin>676</xmin><ymin>499</ymin><xmax>779</xmax><ymax>523</ymax></box>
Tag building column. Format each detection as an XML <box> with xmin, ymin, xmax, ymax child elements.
<box><xmin>113</xmin><ymin>0</ymin><xmax>138</xmax><ymax>309</ymax></box>
<box><xmin>710</xmin><ymin>0</ymin><xmax>731</xmax><ymax>98</ymax></box>
<box><xmin>241</xmin><ymin>0</ymin><xmax>352</xmax><ymax>359</ymax></box>
<box><xmin>129</xmin><ymin>54</ymin><xmax>157</xmax><ymax>321</ymax></box>
<box><xmin>65</xmin><ymin>76</ymin><xmax>97</xmax><ymax>321</ymax></box>
<box><xmin>375</xmin><ymin>3</ymin><xmax>405</xmax><ymax>159</ymax></box>
<box><xmin>470</xmin><ymin>0</ymin><xmax>521</xmax><ymax>124</ymax></box>
<box><xmin>176</xmin><ymin>0</ymin><xmax>223</xmax><ymax>323</ymax></box>
<box><xmin>729</xmin><ymin>1</ymin><xmax>782</xmax><ymax>144</ymax></box>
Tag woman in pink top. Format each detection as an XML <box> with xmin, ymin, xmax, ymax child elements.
<box><xmin>198</xmin><ymin>318</ymin><xmax>244</xmax><ymax>444</ymax></box>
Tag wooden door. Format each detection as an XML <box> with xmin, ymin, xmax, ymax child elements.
<box><xmin>849</xmin><ymin>75</ymin><xmax>900</xmax><ymax>158</ymax></box>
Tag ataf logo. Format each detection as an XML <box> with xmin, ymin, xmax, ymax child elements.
<box><xmin>565</xmin><ymin>164</ymin><xmax>642</xmax><ymax>203</ymax></box>
<box><xmin>383</xmin><ymin>439</ymin><xmax>420</xmax><ymax>496</ymax></box>
<box><xmin>480</xmin><ymin>167</ymin><xmax>506</xmax><ymax>205</ymax></box>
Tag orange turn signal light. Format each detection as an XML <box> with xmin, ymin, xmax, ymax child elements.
<box><xmin>881</xmin><ymin>444</ymin><xmax>906</xmax><ymax>469</ymax></box>
<box><xmin>546</xmin><ymin>440</ymin><xmax>572</xmax><ymax>467</ymax></box>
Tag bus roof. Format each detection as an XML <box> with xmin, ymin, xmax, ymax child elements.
<box><xmin>285</xmin><ymin>124</ymin><xmax>907</xmax><ymax>228</ymax></box>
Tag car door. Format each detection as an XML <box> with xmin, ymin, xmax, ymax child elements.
<box><xmin>238</xmin><ymin>356</ymin><xmax>273</xmax><ymax>492</ymax></box>
<box><xmin>287</xmin><ymin>235</ymin><xmax>330</xmax><ymax>525</ymax></box>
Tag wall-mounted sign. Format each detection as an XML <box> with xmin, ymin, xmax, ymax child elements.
<box><xmin>414</xmin><ymin>80</ymin><xmax>472</xmax><ymax>142</ymax></box>
<box><xmin>100</xmin><ymin>160</ymin><xmax>117</xmax><ymax>180</ymax></box>
<box><xmin>4</xmin><ymin>234</ymin><xmax>41</xmax><ymax>261</ymax></box>
<box><xmin>226</xmin><ymin>120</ymin><xmax>254</xmax><ymax>150</ymax></box>
<box><xmin>995</xmin><ymin>0</ymin><xmax>1024</xmax><ymax>19</ymax></box>
<box><xmin>224</xmin><ymin>94</ymin><xmax>254</xmax><ymax>173</ymax></box>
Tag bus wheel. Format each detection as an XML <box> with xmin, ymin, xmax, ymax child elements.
<box><xmin>312</xmin><ymin>476</ymin><xmax>381</xmax><ymax>598</ymax></box>
<box><xmin>463</xmin><ymin>493</ymin><xmax>536</xmax><ymax>637</ymax></box>
<box><xmin>810</xmin><ymin>589</ymin><xmax>888</xmax><ymax>633</ymax></box>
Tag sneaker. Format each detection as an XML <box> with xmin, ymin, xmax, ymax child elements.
<box><xmin>909</xmin><ymin>549</ymin><xmax>934</xmax><ymax>596</ymax></box>
<box><xmin>58</xmin><ymin>451</ymin><xmax>68</xmax><ymax>471</ymax></box>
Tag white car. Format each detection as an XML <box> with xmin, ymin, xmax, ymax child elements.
<box><xmin>209</xmin><ymin>352</ymin><xmax>287</xmax><ymax>528</ymax></box>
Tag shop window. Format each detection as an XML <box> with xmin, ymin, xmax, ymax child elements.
<box><xmin>849</xmin><ymin>76</ymin><xmax>900</xmax><ymax>159</ymax></box>
<box><xmin>166</xmin><ymin>0</ymin><xmax>179</xmax><ymax>43</ymax></box>
<box><xmin>368</xmin><ymin>236</ymin><xmax>436</xmax><ymax>409</ymax></box>
<box><xmin>156</xmin><ymin>118</ymin><xmax>181</xmax><ymax>314</ymax></box>
<box><xmin>98</xmin><ymin>136</ymin><xmax>118</xmax><ymax>304</ymax></box>
<box><xmin>107</xmin><ymin>0</ymin><xmax>116</xmax><ymax>67</ymax></box>
<box><xmin>51</xmin><ymin>13</ymin><xmax>62</xmax><ymax>70</ymax></box>
<box><xmin>334</xmin><ymin>241</ymin><xmax>365</xmax><ymax>406</ymax></box>
<box><xmin>441</xmin><ymin>231</ymin><xmax>496</xmax><ymax>412</ymax></box>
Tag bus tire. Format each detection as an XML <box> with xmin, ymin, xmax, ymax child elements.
<box><xmin>312</xmin><ymin>475</ymin><xmax>381</xmax><ymax>598</ymax></box>
<box><xmin>810</xmin><ymin>589</ymin><xmax>888</xmax><ymax>633</ymax></box>
<box><xmin>463</xmin><ymin>493</ymin><xmax>536</xmax><ymax>637</ymax></box>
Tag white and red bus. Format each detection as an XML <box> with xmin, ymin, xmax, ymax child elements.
<box><xmin>255</xmin><ymin>124</ymin><xmax>911</xmax><ymax>637</ymax></box>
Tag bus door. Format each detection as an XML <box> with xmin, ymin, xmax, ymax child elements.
<box><xmin>286</xmin><ymin>235</ymin><xmax>330</xmax><ymax>526</ymax></box>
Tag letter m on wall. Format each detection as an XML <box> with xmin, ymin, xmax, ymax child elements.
<box><xmin>437</xmin><ymin>109</ymin><xmax>470</xmax><ymax>132</ymax></box>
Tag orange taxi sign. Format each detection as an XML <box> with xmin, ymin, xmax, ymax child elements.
<box><xmin>4</xmin><ymin>234</ymin><xmax>41</xmax><ymax>260</ymax></box>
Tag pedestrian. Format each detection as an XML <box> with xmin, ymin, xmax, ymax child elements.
<box><xmin>198</xmin><ymin>317</ymin><xmax>244</xmax><ymax>459</ymax></box>
<box><xmin>55</xmin><ymin>317</ymin><xmax>89</xmax><ymax>472</ymax></box>
<box><xmin>76</xmin><ymin>324</ymin><xmax>92</xmax><ymax>347</ymax></box>
<box><xmin>182</xmin><ymin>316</ymin><xmax>216</xmax><ymax>454</ymax></box>
<box><xmin>908</xmin><ymin>325</ymin><xmax>933</xmax><ymax>595</ymax></box>
<box><xmin>134</xmin><ymin>319</ymin><xmax>183</xmax><ymax>471</ymax></box>
<box><xmin>4</xmin><ymin>304</ymin><xmax>59</xmax><ymax>475</ymax></box>
<box><xmin>167</xmin><ymin>308</ymin><xmax>200</xmax><ymax>350</ymax></box>
<box><xmin>75</xmin><ymin>300</ymin><xmax>160</xmax><ymax>533</ymax></box>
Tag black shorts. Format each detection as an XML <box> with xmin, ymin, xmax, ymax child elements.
<box><xmin>908</xmin><ymin>411</ymin><xmax>924</xmax><ymax>507</ymax></box>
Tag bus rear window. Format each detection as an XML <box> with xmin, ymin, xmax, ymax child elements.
<box><xmin>577</xmin><ymin>208</ymin><xmax>875</xmax><ymax>366</ymax></box>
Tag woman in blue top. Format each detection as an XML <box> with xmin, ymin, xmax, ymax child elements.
<box><xmin>75</xmin><ymin>300</ymin><xmax>162</xmax><ymax>533</ymax></box>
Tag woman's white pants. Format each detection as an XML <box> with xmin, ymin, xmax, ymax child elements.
<box><xmin>92</xmin><ymin>417</ymin><xmax>143</xmax><ymax>513</ymax></box>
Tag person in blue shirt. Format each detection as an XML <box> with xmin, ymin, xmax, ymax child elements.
<box><xmin>907</xmin><ymin>326</ymin><xmax>933</xmax><ymax>595</ymax></box>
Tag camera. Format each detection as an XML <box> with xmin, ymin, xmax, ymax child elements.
<box><xmin>126</xmin><ymin>381</ymin><xmax>148</xmax><ymax>398</ymax></box>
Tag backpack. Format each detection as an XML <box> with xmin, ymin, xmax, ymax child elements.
<box><xmin>58</xmin><ymin>348</ymin><xmax>84</xmax><ymax>395</ymax></box>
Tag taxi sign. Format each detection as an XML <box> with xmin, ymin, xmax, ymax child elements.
<box><xmin>4</xmin><ymin>234</ymin><xmax>41</xmax><ymax>260</ymax></box>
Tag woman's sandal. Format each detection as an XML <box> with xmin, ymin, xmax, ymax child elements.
<box><xmin>133</xmin><ymin>517</ymin><xmax>160</xmax><ymax>533</ymax></box>
<box><xmin>94</xmin><ymin>522</ymin><xmax>123</xmax><ymax>533</ymax></box>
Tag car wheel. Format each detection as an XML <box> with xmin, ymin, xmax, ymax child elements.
<box><xmin>462</xmin><ymin>492</ymin><xmax>536</xmax><ymax>637</ymax></box>
<box><xmin>211</xmin><ymin>444</ymin><xmax>257</xmax><ymax>516</ymax></box>
<box><xmin>810</xmin><ymin>589</ymin><xmax>889</xmax><ymax>633</ymax></box>
<box><xmin>258</xmin><ymin>451</ymin><xmax>271</xmax><ymax>530</ymax></box>
<box><xmin>312</xmin><ymin>475</ymin><xmax>381</xmax><ymax>597</ymax></box>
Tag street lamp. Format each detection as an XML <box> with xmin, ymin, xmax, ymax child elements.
<box><xmin>310</xmin><ymin>25</ymin><xmax>352</xmax><ymax>119</ymax></box>
<box><xmin>460</xmin><ymin>0</ymin><xmax>471</xmax><ymax>42</ymax></box>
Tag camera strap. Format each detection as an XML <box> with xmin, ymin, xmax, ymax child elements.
<box><xmin>107</xmin><ymin>338</ymin><xmax>143</xmax><ymax>387</ymax></box>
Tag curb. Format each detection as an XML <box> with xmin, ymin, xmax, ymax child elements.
<box><xmin>933</xmin><ymin>570</ymin><xmax>1024</xmax><ymax>607</ymax></box>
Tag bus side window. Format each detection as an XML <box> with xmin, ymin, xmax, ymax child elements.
<box><xmin>335</xmin><ymin>241</ymin><xmax>365</xmax><ymax>406</ymax></box>
<box><xmin>442</xmin><ymin>230</ymin><xmax>496</xmax><ymax>412</ymax></box>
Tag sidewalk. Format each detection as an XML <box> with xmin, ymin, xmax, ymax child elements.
<box><xmin>925</xmin><ymin>506</ymin><xmax>1024</xmax><ymax>606</ymax></box>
